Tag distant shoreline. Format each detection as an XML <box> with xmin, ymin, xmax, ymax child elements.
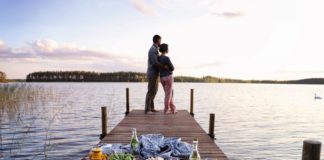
<box><xmin>6</xmin><ymin>71</ymin><xmax>322</xmax><ymax>85</ymax></box>
<box><xmin>7</xmin><ymin>81</ymin><xmax>324</xmax><ymax>85</ymax></box>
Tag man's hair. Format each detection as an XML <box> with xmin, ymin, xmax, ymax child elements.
<box><xmin>159</xmin><ymin>43</ymin><xmax>168</xmax><ymax>53</ymax></box>
<box><xmin>153</xmin><ymin>35</ymin><xmax>161</xmax><ymax>43</ymax></box>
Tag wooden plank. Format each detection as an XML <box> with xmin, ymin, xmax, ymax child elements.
<box><xmin>98</xmin><ymin>109</ymin><xmax>228</xmax><ymax>159</ymax></box>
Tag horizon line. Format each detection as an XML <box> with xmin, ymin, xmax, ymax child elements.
<box><xmin>9</xmin><ymin>70</ymin><xmax>324</xmax><ymax>82</ymax></box>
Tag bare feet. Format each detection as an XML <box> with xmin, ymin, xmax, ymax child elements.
<box><xmin>164</xmin><ymin>110</ymin><xmax>172</xmax><ymax>114</ymax></box>
<box><xmin>172</xmin><ymin>111</ymin><xmax>178</xmax><ymax>114</ymax></box>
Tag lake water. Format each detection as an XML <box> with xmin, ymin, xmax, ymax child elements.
<box><xmin>1</xmin><ymin>83</ymin><xmax>324</xmax><ymax>160</ymax></box>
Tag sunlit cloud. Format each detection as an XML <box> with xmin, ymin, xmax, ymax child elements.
<box><xmin>194</xmin><ymin>61</ymin><xmax>222</xmax><ymax>69</ymax></box>
<box><xmin>130</xmin><ymin>0</ymin><xmax>158</xmax><ymax>16</ymax></box>
<box><xmin>212</xmin><ymin>11</ymin><xmax>244</xmax><ymax>18</ymax></box>
<box><xmin>0</xmin><ymin>39</ymin><xmax>145</xmax><ymax>66</ymax></box>
<box><xmin>0</xmin><ymin>39</ymin><xmax>147</xmax><ymax>78</ymax></box>
<box><xmin>177</xmin><ymin>61</ymin><xmax>223</xmax><ymax>70</ymax></box>
<box><xmin>30</xmin><ymin>39</ymin><xmax>59</xmax><ymax>53</ymax></box>
<box><xmin>204</xmin><ymin>0</ymin><xmax>245</xmax><ymax>18</ymax></box>
<box><xmin>155</xmin><ymin>0</ymin><xmax>171</xmax><ymax>8</ymax></box>
<box><xmin>0</xmin><ymin>39</ymin><xmax>4</xmax><ymax>48</ymax></box>
<box><xmin>27</xmin><ymin>39</ymin><xmax>120</xmax><ymax>60</ymax></box>
<box><xmin>1</xmin><ymin>1</ymin><xmax>323</xmax><ymax>79</ymax></box>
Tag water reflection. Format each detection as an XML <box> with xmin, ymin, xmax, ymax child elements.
<box><xmin>0</xmin><ymin>83</ymin><xmax>324</xmax><ymax>160</ymax></box>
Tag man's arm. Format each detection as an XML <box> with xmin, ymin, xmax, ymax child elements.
<box><xmin>149</xmin><ymin>51</ymin><xmax>168</xmax><ymax>69</ymax></box>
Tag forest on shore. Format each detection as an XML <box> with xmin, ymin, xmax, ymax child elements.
<box><xmin>24</xmin><ymin>71</ymin><xmax>324</xmax><ymax>84</ymax></box>
<box><xmin>0</xmin><ymin>71</ymin><xmax>6</xmax><ymax>82</ymax></box>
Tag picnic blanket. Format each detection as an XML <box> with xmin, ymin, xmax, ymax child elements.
<box><xmin>100</xmin><ymin>134</ymin><xmax>192</xmax><ymax>159</ymax></box>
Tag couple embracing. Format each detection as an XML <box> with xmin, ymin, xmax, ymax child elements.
<box><xmin>145</xmin><ymin>35</ymin><xmax>177</xmax><ymax>115</ymax></box>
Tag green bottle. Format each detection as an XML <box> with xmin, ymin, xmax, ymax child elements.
<box><xmin>189</xmin><ymin>138</ymin><xmax>201</xmax><ymax>160</ymax></box>
<box><xmin>130</xmin><ymin>128</ymin><xmax>139</xmax><ymax>154</ymax></box>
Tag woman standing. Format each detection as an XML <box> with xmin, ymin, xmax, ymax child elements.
<box><xmin>158</xmin><ymin>43</ymin><xmax>177</xmax><ymax>114</ymax></box>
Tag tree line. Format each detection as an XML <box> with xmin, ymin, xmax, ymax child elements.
<box><xmin>26</xmin><ymin>71</ymin><xmax>147</xmax><ymax>82</ymax></box>
<box><xmin>0</xmin><ymin>71</ymin><xmax>6</xmax><ymax>82</ymax></box>
<box><xmin>25</xmin><ymin>71</ymin><xmax>324</xmax><ymax>84</ymax></box>
<box><xmin>26</xmin><ymin>71</ymin><xmax>248</xmax><ymax>83</ymax></box>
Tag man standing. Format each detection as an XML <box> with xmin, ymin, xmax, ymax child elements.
<box><xmin>145</xmin><ymin>35</ymin><xmax>166</xmax><ymax>114</ymax></box>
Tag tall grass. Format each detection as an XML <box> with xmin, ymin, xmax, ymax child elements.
<box><xmin>0</xmin><ymin>83</ymin><xmax>59</xmax><ymax>159</ymax></box>
<box><xmin>0</xmin><ymin>83</ymin><xmax>53</xmax><ymax>115</ymax></box>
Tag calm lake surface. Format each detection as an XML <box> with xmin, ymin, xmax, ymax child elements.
<box><xmin>1</xmin><ymin>82</ymin><xmax>324</xmax><ymax>160</ymax></box>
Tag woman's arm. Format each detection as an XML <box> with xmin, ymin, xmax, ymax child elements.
<box><xmin>167</xmin><ymin>57</ymin><xmax>174</xmax><ymax>71</ymax></box>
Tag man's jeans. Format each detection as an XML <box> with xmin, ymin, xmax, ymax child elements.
<box><xmin>145</xmin><ymin>73</ymin><xmax>159</xmax><ymax>112</ymax></box>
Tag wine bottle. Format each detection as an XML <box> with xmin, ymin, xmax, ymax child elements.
<box><xmin>130</xmin><ymin>128</ymin><xmax>139</xmax><ymax>154</ymax></box>
<box><xmin>189</xmin><ymin>138</ymin><xmax>201</xmax><ymax>160</ymax></box>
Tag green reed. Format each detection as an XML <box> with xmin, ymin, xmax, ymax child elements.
<box><xmin>0</xmin><ymin>83</ymin><xmax>53</xmax><ymax>115</ymax></box>
<box><xmin>0</xmin><ymin>83</ymin><xmax>59</xmax><ymax>159</ymax></box>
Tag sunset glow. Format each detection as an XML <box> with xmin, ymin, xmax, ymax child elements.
<box><xmin>1</xmin><ymin>0</ymin><xmax>324</xmax><ymax>80</ymax></box>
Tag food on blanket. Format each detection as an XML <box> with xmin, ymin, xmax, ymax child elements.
<box><xmin>89</xmin><ymin>147</ymin><xmax>108</xmax><ymax>160</ymax></box>
<box><xmin>145</xmin><ymin>157</ymin><xmax>163</xmax><ymax>160</ymax></box>
<box><xmin>109</xmin><ymin>153</ymin><xmax>134</xmax><ymax>160</ymax></box>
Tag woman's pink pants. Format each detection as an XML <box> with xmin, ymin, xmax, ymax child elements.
<box><xmin>160</xmin><ymin>75</ymin><xmax>176</xmax><ymax>113</ymax></box>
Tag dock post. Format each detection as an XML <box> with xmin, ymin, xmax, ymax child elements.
<box><xmin>125</xmin><ymin>88</ymin><xmax>130</xmax><ymax>116</ymax></box>
<box><xmin>302</xmin><ymin>139</ymin><xmax>321</xmax><ymax>160</ymax></box>
<box><xmin>209</xmin><ymin>113</ymin><xmax>215</xmax><ymax>140</ymax></box>
<box><xmin>190</xmin><ymin>89</ymin><xmax>194</xmax><ymax>117</ymax></box>
<box><xmin>100</xmin><ymin>106</ymin><xmax>108</xmax><ymax>140</ymax></box>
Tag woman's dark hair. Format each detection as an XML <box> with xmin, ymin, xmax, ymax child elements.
<box><xmin>153</xmin><ymin>34</ymin><xmax>161</xmax><ymax>43</ymax></box>
<box><xmin>159</xmin><ymin>43</ymin><xmax>168</xmax><ymax>53</ymax></box>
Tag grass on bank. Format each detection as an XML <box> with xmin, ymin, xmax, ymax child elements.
<box><xmin>0</xmin><ymin>83</ymin><xmax>53</xmax><ymax>116</ymax></box>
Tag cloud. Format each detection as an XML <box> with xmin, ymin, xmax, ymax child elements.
<box><xmin>212</xmin><ymin>11</ymin><xmax>244</xmax><ymax>18</ymax></box>
<box><xmin>175</xmin><ymin>61</ymin><xmax>223</xmax><ymax>72</ymax></box>
<box><xmin>130</xmin><ymin>0</ymin><xmax>158</xmax><ymax>16</ymax></box>
<box><xmin>155</xmin><ymin>0</ymin><xmax>171</xmax><ymax>8</ymax></box>
<box><xmin>26</xmin><ymin>39</ymin><xmax>122</xmax><ymax>60</ymax></box>
<box><xmin>0</xmin><ymin>39</ymin><xmax>148</xmax><ymax>78</ymax></box>
<box><xmin>0</xmin><ymin>40</ymin><xmax>4</xmax><ymax>48</ymax></box>
<box><xmin>206</xmin><ymin>0</ymin><xmax>245</xmax><ymax>18</ymax></box>
<box><xmin>0</xmin><ymin>39</ymin><xmax>143</xmax><ymax>66</ymax></box>
<box><xmin>193</xmin><ymin>61</ymin><xmax>222</xmax><ymax>69</ymax></box>
<box><xmin>30</xmin><ymin>39</ymin><xmax>59</xmax><ymax>53</ymax></box>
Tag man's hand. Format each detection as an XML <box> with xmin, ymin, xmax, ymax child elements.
<box><xmin>163</xmin><ymin>65</ymin><xmax>169</xmax><ymax>70</ymax></box>
<box><xmin>157</xmin><ymin>63</ymin><xmax>169</xmax><ymax>70</ymax></box>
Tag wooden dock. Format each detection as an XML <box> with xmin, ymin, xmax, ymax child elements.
<box><xmin>99</xmin><ymin>109</ymin><xmax>228</xmax><ymax>160</ymax></box>
<box><xmin>88</xmin><ymin>88</ymin><xmax>323</xmax><ymax>160</ymax></box>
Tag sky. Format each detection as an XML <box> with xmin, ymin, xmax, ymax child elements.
<box><xmin>1</xmin><ymin>0</ymin><xmax>324</xmax><ymax>80</ymax></box>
